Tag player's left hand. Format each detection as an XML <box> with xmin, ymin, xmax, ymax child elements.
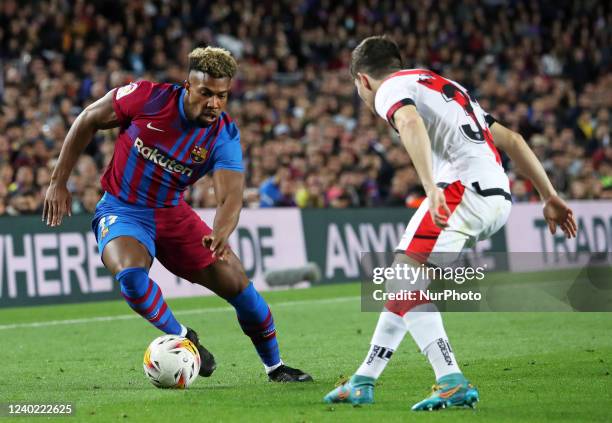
<box><xmin>543</xmin><ymin>195</ymin><xmax>577</xmax><ymax>238</ymax></box>
<box><xmin>427</xmin><ymin>187</ymin><xmax>451</xmax><ymax>229</ymax></box>
<box><xmin>203</xmin><ymin>233</ymin><xmax>230</xmax><ymax>260</ymax></box>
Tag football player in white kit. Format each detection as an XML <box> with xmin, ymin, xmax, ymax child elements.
<box><xmin>324</xmin><ymin>36</ymin><xmax>577</xmax><ymax>410</ymax></box>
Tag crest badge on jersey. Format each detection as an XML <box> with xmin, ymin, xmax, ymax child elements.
<box><xmin>190</xmin><ymin>145</ymin><xmax>208</xmax><ymax>163</ymax></box>
<box><xmin>116</xmin><ymin>82</ymin><xmax>138</xmax><ymax>100</ymax></box>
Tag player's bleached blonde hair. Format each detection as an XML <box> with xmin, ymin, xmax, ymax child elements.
<box><xmin>188</xmin><ymin>47</ymin><xmax>238</xmax><ymax>79</ymax></box>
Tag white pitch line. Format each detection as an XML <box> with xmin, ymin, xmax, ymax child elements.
<box><xmin>0</xmin><ymin>295</ymin><xmax>360</xmax><ymax>331</ymax></box>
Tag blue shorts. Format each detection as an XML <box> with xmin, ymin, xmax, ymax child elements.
<box><xmin>92</xmin><ymin>192</ymin><xmax>157</xmax><ymax>259</ymax></box>
<box><xmin>92</xmin><ymin>192</ymin><xmax>216</xmax><ymax>274</ymax></box>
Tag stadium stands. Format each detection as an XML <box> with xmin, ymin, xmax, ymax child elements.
<box><xmin>0</xmin><ymin>0</ymin><xmax>610</xmax><ymax>215</ymax></box>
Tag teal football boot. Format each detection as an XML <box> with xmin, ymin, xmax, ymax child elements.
<box><xmin>323</xmin><ymin>375</ymin><xmax>375</xmax><ymax>405</ymax></box>
<box><xmin>411</xmin><ymin>373</ymin><xmax>479</xmax><ymax>411</ymax></box>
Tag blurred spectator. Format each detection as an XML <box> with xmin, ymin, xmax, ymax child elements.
<box><xmin>7</xmin><ymin>166</ymin><xmax>40</xmax><ymax>215</ymax></box>
<box><xmin>0</xmin><ymin>183</ymin><xmax>8</xmax><ymax>216</ymax></box>
<box><xmin>259</xmin><ymin>168</ymin><xmax>289</xmax><ymax>207</ymax></box>
<box><xmin>511</xmin><ymin>178</ymin><xmax>538</xmax><ymax>203</ymax></box>
<box><xmin>243</xmin><ymin>188</ymin><xmax>260</xmax><ymax>209</ymax></box>
<box><xmin>80</xmin><ymin>185</ymin><xmax>102</xmax><ymax>214</ymax></box>
<box><xmin>0</xmin><ymin>0</ymin><xmax>610</xmax><ymax>216</ymax></box>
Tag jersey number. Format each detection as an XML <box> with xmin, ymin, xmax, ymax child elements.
<box><xmin>418</xmin><ymin>74</ymin><xmax>491</xmax><ymax>144</ymax></box>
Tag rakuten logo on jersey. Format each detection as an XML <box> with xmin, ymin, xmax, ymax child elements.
<box><xmin>134</xmin><ymin>138</ymin><xmax>193</xmax><ymax>177</ymax></box>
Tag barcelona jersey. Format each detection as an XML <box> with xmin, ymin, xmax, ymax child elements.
<box><xmin>101</xmin><ymin>80</ymin><xmax>243</xmax><ymax>207</ymax></box>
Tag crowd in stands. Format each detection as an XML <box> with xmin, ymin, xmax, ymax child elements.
<box><xmin>0</xmin><ymin>0</ymin><xmax>610</xmax><ymax>216</ymax></box>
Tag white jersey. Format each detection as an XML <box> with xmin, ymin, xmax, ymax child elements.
<box><xmin>375</xmin><ymin>69</ymin><xmax>510</xmax><ymax>193</ymax></box>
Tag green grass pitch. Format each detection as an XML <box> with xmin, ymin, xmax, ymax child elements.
<box><xmin>1</xmin><ymin>281</ymin><xmax>611</xmax><ymax>422</ymax></box>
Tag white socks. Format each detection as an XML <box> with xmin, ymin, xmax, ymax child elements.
<box><xmin>423</xmin><ymin>337</ymin><xmax>461</xmax><ymax>380</ymax></box>
<box><xmin>403</xmin><ymin>303</ymin><xmax>461</xmax><ymax>380</ymax></box>
<box><xmin>355</xmin><ymin>312</ymin><xmax>407</xmax><ymax>379</ymax></box>
<box><xmin>354</xmin><ymin>306</ymin><xmax>461</xmax><ymax>381</ymax></box>
<box><xmin>355</xmin><ymin>251</ymin><xmax>463</xmax><ymax>381</ymax></box>
<box><xmin>265</xmin><ymin>360</ymin><xmax>283</xmax><ymax>374</ymax></box>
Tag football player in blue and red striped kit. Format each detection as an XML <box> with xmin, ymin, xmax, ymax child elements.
<box><xmin>43</xmin><ymin>47</ymin><xmax>312</xmax><ymax>383</ymax></box>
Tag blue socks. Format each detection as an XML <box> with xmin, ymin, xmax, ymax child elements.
<box><xmin>117</xmin><ymin>272</ymin><xmax>280</xmax><ymax>370</ymax></box>
<box><xmin>116</xmin><ymin>267</ymin><xmax>183</xmax><ymax>335</ymax></box>
<box><xmin>228</xmin><ymin>282</ymin><xmax>281</xmax><ymax>369</ymax></box>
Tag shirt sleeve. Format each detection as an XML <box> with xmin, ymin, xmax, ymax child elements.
<box><xmin>484</xmin><ymin>113</ymin><xmax>497</xmax><ymax>127</ymax></box>
<box><xmin>112</xmin><ymin>80</ymin><xmax>153</xmax><ymax>126</ymax></box>
<box><xmin>211</xmin><ymin>126</ymin><xmax>244</xmax><ymax>173</ymax></box>
<box><xmin>374</xmin><ymin>78</ymin><xmax>418</xmax><ymax>130</ymax></box>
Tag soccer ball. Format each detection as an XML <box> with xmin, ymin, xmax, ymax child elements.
<box><xmin>143</xmin><ymin>335</ymin><xmax>201</xmax><ymax>389</ymax></box>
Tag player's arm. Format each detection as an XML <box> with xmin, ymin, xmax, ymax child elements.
<box><xmin>489</xmin><ymin>121</ymin><xmax>577</xmax><ymax>238</ymax></box>
<box><xmin>393</xmin><ymin>105</ymin><xmax>451</xmax><ymax>228</ymax></box>
<box><xmin>43</xmin><ymin>89</ymin><xmax>121</xmax><ymax>227</ymax></box>
<box><xmin>204</xmin><ymin>169</ymin><xmax>245</xmax><ymax>259</ymax></box>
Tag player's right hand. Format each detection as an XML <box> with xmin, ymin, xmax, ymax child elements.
<box><xmin>43</xmin><ymin>183</ymin><xmax>72</xmax><ymax>227</ymax></box>
<box><xmin>543</xmin><ymin>195</ymin><xmax>577</xmax><ymax>238</ymax></box>
<box><xmin>202</xmin><ymin>233</ymin><xmax>230</xmax><ymax>261</ymax></box>
<box><xmin>428</xmin><ymin>187</ymin><xmax>451</xmax><ymax>229</ymax></box>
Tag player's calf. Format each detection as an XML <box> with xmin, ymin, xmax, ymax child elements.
<box><xmin>116</xmin><ymin>267</ymin><xmax>185</xmax><ymax>335</ymax></box>
<box><xmin>227</xmin><ymin>282</ymin><xmax>312</xmax><ymax>382</ymax></box>
<box><xmin>228</xmin><ymin>282</ymin><xmax>279</xmax><ymax>368</ymax></box>
<box><xmin>117</xmin><ymin>268</ymin><xmax>217</xmax><ymax>377</ymax></box>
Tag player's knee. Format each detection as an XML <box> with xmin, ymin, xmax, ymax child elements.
<box><xmin>108</xmin><ymin>259</ymin><xmax>149</xmax><ymax>277</ymax></box>
<box><xmin>102</xmin><ymin>238</ymin><xmax>152</xmax><ymax>275</ymax></box>
<box><xmin>217</xmin><ymin>278</ymin><xmax>247</xmax><ymax>300</ymax></box>
<box><xmin>116</xmin><ymin>267</ymin><xmax>149</xmax><ymax>298</ymax></box>
<box><xmin>220</xmin><ymin>256</ymin><xmax>250</xmax><ymax>298</ymax></box>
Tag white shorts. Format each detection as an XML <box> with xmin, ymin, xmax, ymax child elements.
<box><xmin>396</xmin><ymin>181</ymin><xmax>512</xmax><ymax>265</ymax></box>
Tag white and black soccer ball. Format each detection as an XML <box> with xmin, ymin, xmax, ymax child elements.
<box><xmin>143</xmin><ymin>335</ymin><xmax>201</xmax><ymax>389</ymax></box>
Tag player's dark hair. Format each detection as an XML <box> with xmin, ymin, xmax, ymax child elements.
<box><xmin>350</xmin><ymin>35</ymin><xmax>404</xmax><ymax>80</ymax></box>
<box><xmin>188</xmin><ymin>47</ymin><xmax>238</xmax><ymax>79</ymax></box>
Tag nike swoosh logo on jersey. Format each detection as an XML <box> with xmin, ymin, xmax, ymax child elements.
<box><xmin>147</xmin><ymin>122</ymin><xmax>164</xmax><ymax>132</ymax></box>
